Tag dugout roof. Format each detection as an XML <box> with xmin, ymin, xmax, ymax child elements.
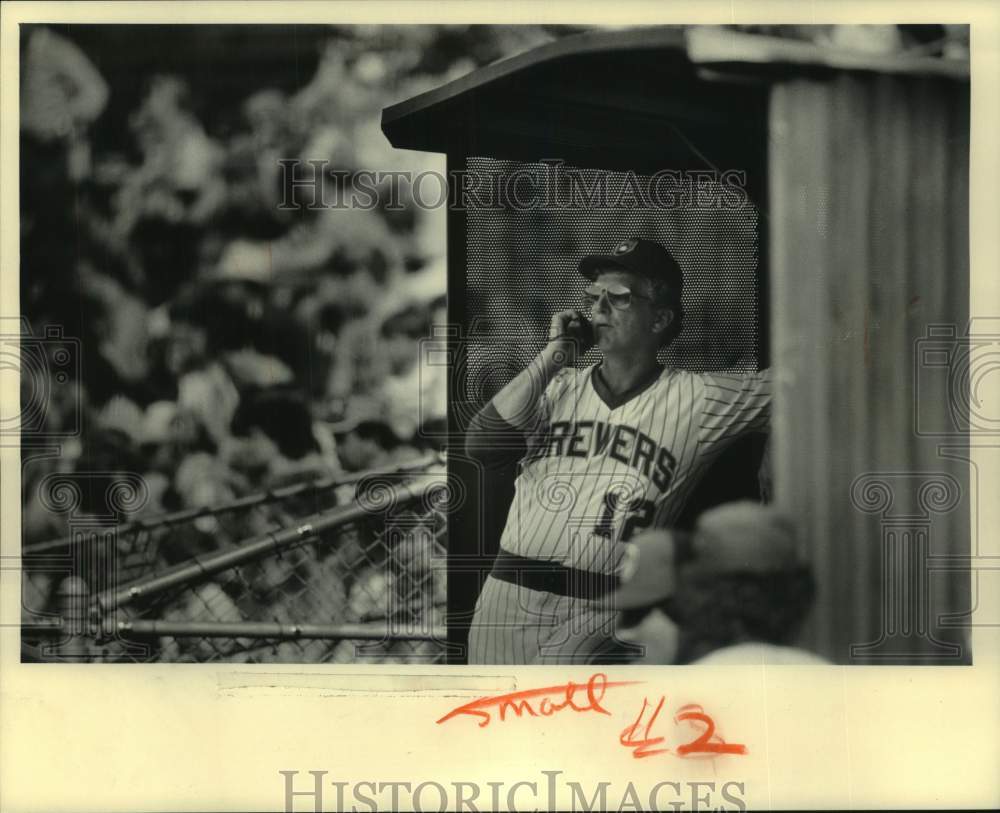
<box><xmin>382</xmin><ymin>25</ymin><xmax>967</xmax><ymax>191</ymax></box>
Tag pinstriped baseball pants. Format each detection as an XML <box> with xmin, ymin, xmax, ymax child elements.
<box><xmin>467</xmin><ymin>576</ymin><xmax>621</xmax><ymax>664</ymax></box>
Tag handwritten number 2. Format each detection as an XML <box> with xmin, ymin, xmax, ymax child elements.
<box><xmin>674</xmin><ymin>704</ymin><xmax>748</xmax><ymax>756</ymax></box>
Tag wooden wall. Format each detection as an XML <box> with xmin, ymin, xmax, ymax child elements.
<box><xmin>769</xmin><ymin>72</ymin><xmax>971</xmax><ymax>663</ymax></box>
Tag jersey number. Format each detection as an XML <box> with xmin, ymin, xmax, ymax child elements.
<box><xmin>594</xmin><ymin>491</ymin><xmax>654</xmax><ymax>542</ymax></box>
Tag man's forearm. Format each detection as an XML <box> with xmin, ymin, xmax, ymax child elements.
<box><xmin>463</xmin><ymin>340</ymin><xmax>571</xmax><ymax>471</ymax></box>
<box><xmin>491</xmin><ymin>340</ymin><xmax>569</xmax><ymax>430</ymax></box>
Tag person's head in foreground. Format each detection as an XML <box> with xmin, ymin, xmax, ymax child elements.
<box><xmin>605</xmin><ymin>501</ymin><xmax>826</xmax><ymax>665</ymax></box>
<box><xmin>577</xmin><ymin>237</ymin><xmax>685</xmax><ymax>359</ymax></box>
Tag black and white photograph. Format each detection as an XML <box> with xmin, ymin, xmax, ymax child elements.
<box><xmin>3</xmin><ymin>7</ymin><xmax>998</xmax><ymax>812</ymax></box>
<box><xmin>13</xmin><ymin>21</ymin><xmax>976</xmax><ymax>667</ymax></box>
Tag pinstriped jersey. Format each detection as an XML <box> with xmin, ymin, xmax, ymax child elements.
<box><xmin>499</xmin><ymin>364</ymin><xmax>771</xmax><ymax>573</ymax></box>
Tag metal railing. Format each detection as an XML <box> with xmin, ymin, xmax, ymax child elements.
<box><xmin>21</xmin><ymin>455</ymin><xmax>451</xmax><ymax>664</ymax></box>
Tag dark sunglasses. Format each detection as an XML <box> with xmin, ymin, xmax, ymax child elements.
<box><xmin>582</xmin><ymin>282</ymin><xmax>651</xmax><ymax>311</ymax></box>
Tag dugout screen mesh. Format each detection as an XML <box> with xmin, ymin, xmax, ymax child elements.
<box><xmin>463</xmin><ymin>158</ymin><xmax>761</xmax><ymax>407</ymax></box>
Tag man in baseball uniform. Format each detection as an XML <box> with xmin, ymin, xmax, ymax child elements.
<box><xmin>464</xmin><ymin>237</ymin><xmax>771</xmax><ymax>664</ymax></box>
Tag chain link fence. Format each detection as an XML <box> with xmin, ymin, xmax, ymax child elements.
<box><xmin>21</xmin><ymin>456</ymin><xmax>450</xmax><ymax>663</ymax></box>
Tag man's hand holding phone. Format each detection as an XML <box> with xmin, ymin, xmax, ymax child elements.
<box><xmin>547</xmin><ymin>309</ymin><xmax>594</xmax><ymax>367</ymax></box>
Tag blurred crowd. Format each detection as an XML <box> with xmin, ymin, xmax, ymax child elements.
<box><xmin>17</xmin><ymin>25</ymin><xmax>565</xmax><ymax>654</ymax></box>
<box><xmin>18</xmin><ymin>25</ymin><xmax>566</xmax><ymax>545</ymax></box>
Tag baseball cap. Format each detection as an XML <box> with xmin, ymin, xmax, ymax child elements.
<box><xmin>578</xmin><ymin>238</ymin><xmax>683</xmax><ymax>295</ymax></box>
<box><xmin>693</xmin><ymin>501</ymin><xmax>799</xmax><ymax>573</ymax></box>
<box><xmin>608</xmin><ymin>501</ymin><xmax>801</xmax><ymax>611</ymax></box>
